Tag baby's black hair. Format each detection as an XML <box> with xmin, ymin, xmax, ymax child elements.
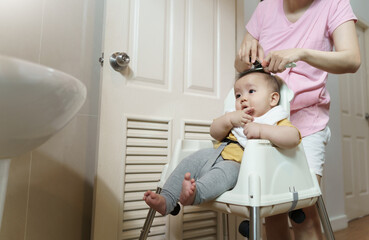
<box><xmin>236</xmin><ymin>69</ymin><xmax>283</xmax><ymax>94</ymax></box>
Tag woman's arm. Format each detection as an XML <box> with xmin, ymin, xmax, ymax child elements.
<box><xmin>263</xmin><ymin>21</ymin><xmax>361</xmax><ymax>74</ymax></box>
<box><xmin>244</xmin><ymin>123</ymin><xmax>300</xmax><ymax>149</ymax></box>
<box><xmin>302</xmin><ymin>20</ymin><xmax>361</xmax><ymax>73</ymax></box>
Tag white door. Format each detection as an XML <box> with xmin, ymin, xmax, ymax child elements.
<box><xmin>340</xmin><ymin>24</ymin><xmax>369</xmax><ymax>221</ymax></box>
<box><xmin>92</xmin><ymin>0</ymin><xmax>237</xmax><ymax>239</ymax></box>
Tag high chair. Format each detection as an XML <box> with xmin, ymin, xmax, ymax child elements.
<box><xmin>139</xmin><ymin>83</ymin><xmax>335</xmax><ymax>240</ymax></box>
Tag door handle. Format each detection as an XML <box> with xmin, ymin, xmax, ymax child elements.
<box><xmin>365</xmin><ymin>113</ymin><xmax>369</xmax><ymax>121</ymax></box>
<box><xmin>110</xmin><ymin>52</ymin><xmax>130</xmax><ymax>72</ymax></box>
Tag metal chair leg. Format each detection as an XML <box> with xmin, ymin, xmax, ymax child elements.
<box><xmin>250</xmin><ymin>206</ymin><xmax>261</xmax><ymax>240</ymax></box>
<box><xmin>316</xmin><ymin>195</ymin><xmax>335</xmax><ymax>240</ymax></box>
<box><xmin>139</xmin><ymin>187</ymin><xmax>162</xmax><ymax>240</ymax></box>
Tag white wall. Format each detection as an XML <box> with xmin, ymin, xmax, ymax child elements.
<box><xmin>325</xmin><ymin>74</ymin><xmax>347</xmax><ymax>230</ymax></box>
<box><xmin>351</xmin><ymin>0</ymin><xmax>369</xmax><ymax>24</ymax></box>
<box><xmin>0</xmin><ymin>1</ymin><xmax>104</xmax><ymax>239</ymax></box>
<box><xmin>243</xmin><ymin>0</ymin><xmax>368</xmax><ymax>231</ymax></box>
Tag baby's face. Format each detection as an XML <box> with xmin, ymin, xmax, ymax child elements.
<box><xmin>234</xmin><ymin>73</ymin><xmax>277</xmax><ymax>117</ymax></box>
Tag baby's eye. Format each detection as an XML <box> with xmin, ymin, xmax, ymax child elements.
<box><xmin>249</xmin><ymin>89</ymin><xmax>256</xmax><ymax>94</ymax></box>
<box><xmin>235</xmin><ymin>93</ymin><xmax>241</xmax><ymax>99</ymax></box>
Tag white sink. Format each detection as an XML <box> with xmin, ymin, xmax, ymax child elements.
<box><xmin>0</xmin><ymin>55</ymin><xmax>86</xmax><ymax>229</ymax></box>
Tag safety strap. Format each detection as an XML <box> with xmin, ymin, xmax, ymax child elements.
<box><xmin>222</xmin><ymin>138</ymin><xmax>241</xmax><ymax>145</ymax></box>
<box><xmin>288</xmin><ymin>186</ymin><xmax>299</xmax><ymax>211</ymax></box>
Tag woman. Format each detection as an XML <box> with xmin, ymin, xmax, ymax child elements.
<box><xmin>235</xmin><ymin>0</ymin><xmax>361</xmax><ymax>239</ymax></box>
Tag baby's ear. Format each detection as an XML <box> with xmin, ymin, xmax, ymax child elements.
<box><xmin>270</xmin><ymin>92</ymin><xmax>280</xmax><ymax>107</ymax></box>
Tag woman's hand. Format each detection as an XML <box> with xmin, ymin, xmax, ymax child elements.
<box><xmin>235</xmin><ymin>32</ymin><xmax>265</xmax><ymax>72</ymax></box>
<box><xmin>262</xmin><ymin>48</ymin><xmax>305</xmax><ymax>73</ymax></box>
<box><xmin>239</xmin><ymin>32</ymin><xmax>265</xmax><ymax>64</ymax></box>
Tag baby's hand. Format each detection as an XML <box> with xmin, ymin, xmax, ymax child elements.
<box><xmin>228</xmin><ymin>108</ymin><xmax>254</xmax><ymax>127</ymax></box>
<box><xmin>243</xmin><ymin>122</ymin><xmax>262</xmax><ymax>139</ymax></box>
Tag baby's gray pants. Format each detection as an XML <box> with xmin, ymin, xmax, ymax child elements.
<box><xmin>161</xmin><ymin>147</ymin><xmax>240</xmax><ymax>215</ymax></box>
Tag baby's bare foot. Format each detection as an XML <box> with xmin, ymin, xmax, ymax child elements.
<box><xmin>143</xmin><ymin>190</ymin><xmax>166</xmax><ymax>216</ymax></box>
<box><xmin>179</xmin><ymin>172</ymin><xmax>196</xmax><ymax>206</ymax></box>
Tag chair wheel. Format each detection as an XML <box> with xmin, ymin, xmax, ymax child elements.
<box><xmin>170</xmin><ymin>203</ymin><xmax>181</xmax><ymax>216</ymax></box>
<box><xmin>238</xmin><ymin>220</ymin><xmax>249</xmax><ymax>238</ymax></box>
<box><xmin>289</xmin><ymin>209</ymin><xmax>306</xmax><ymax>224</ymax></box>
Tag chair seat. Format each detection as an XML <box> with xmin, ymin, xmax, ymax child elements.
<box><xmin>160</xmin><ymin>139</ymin><xmax>322</xmax><ymax>219</ymax></box>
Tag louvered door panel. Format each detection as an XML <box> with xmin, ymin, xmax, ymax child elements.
<box><xmin>184</xmin><ymin>122</ymin><xmax>213</xmax><ymax>140</ymax></box>
<box><xmin>122</xmin><ymin>118</ymin><xmax>171</xmax><ymax>240</ymax></box>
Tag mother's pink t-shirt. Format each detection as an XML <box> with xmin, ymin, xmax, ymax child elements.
<box><xmin>246</xmin><ymin>0</ymin><xmax>356</xmax><ymax>137</ymax></box>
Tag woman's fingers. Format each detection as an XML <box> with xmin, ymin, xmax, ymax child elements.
<box><xmin>239</xmin><ymin>36</ymin><xmax>265</xmax><ymax>65</ymax></box>
<box><xmin>258</xmin><ymin>44</ymin><xmax>265</xmax><ymax>63</ymax></box>
<box><xmin>250</xmin><ymin>40</ymin><xmax>258</xmax><ymax>63</ymax></box>
<box><xmin>273</xmin><ymin>57</ymin><xmax>283</xmax><ymax>72</ymax></box>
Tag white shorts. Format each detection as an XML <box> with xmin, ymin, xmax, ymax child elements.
<box><xmin>301</xmin><ymin>127</ymin><xmax>331</xmax><ymax>177</ymax></box>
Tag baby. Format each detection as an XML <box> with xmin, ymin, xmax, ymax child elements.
<box><xmin>143</xmin><ymin>70</ymin><xmax>301</xmax><ymax>215</ymax></box>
